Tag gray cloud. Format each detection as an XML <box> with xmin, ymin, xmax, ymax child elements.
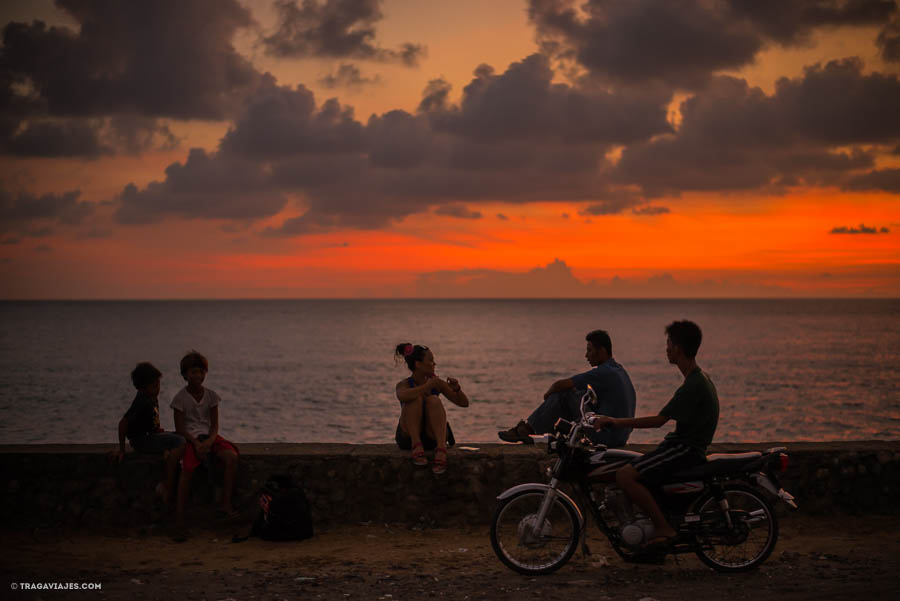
<box><xmin>830</xmin><ymin>224</ymin><xmax>891</xmax><ymax>234</ymax></box>
<box><xmin>632</xmin><ymin>205</ymin><xmax>669</xmax><ymax>216</ymax></box>
<box><xmin>876</xmin><ymin>12</ymin><xmax>900</xmax><ymax>61</ymax></box>
<box><xmin>0</xmin><ymin>186</ymin><xmax>93</xmax><ymax>234</ymax></box>
<box><xmin>528</xmin><ymin>0</ymin><xmax>897</xmax><ymax>87</ymax></box>
<box><xmin>122</xmin><ymin>55</ymin><xmax>675</xmax><ymax>234</ymax></box>
<box><xmin>0</xmin><ymin>116</ymin><xmax>179</xmax><ymax>158</ymax></box>
<box><xmin>219</xmin><ymin>78</ymin><xmax>365</xmax><ymax>158</ymax></box>
<box><xmin>423</xmin><ymin>55</ymin><xmax>672</xmax><ymax>144</ymax></box>
<box><xmin>414</xmin><ymin>259</ymin><xmax>792</xmax><ymax>298</ymax></box>
<box><xmin>114</xmin><ymin>149</ymin><xmax>286</xmax><ymax>224</ymax></box>
<box><xmin>318</xmin><ymin>63</ymin><xmax>381</xmax><ymax>89</ymax></box>
<box><xmin>434</xmin><ymin>205</ymin><xmax>483</xmax><ymax>219</ymax></box>
<box><xmin>111</xmin><ymin>31</ymin><xmax>900</xmax><ymax>234</ymax></box>
<box><xmin>843</xmin><ymin>168</ymin><xmax>900</xmax><ymax>193</ymax></box>
<box><xmin>261</xmin><ymin>0</ymin><xmax>425</xmax><ymax>65</ymax></box>
<box><xmin>1</xmin><ymin>0</ymin><xmax>261</xmax><ymax>157</ymax></box>
<box><xmin>614</xmin><ymin>60</ymin><xmax>900</xmax><ymax>196</ymax></box>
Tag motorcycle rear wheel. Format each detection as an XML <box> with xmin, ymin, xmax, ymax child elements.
<box><xmin>490</xmin><ymin>490</ymin><xmax>580</xmax><ymax>575</ymax></box>
<box><xmin>693</xmin><ymin>484</ymin><xmax>778</xmax><ymax>572</ymax></box>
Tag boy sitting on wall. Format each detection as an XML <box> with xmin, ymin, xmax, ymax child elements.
<box><xmin>171</xmin><ymin>350</ymin><xmax>240</xmax><ymax>541</ymax></box>
<box><xmin>116</xmin><ymin>362</ymin><xmax>186</xmax><ymax>506</ymax></box>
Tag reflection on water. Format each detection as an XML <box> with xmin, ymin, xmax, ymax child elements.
<box><xmin>1</xmin><ymin>299</ymin><xmax>898</xmax><ymax>443</ymax></box>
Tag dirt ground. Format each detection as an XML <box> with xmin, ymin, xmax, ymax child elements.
<box><xmin>2</xmin><ymin>515</ymin><xmax>899</xmax><ymax>601</ymax></box>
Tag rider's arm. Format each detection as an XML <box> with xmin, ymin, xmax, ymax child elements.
<box><xmin>597</xmin><ymin>414</ymin><xmax>669</xmax><ymax>430</ymax></box>
<box><xmin>543</xmin><ymin>378</ymin><xmax>574</xmax><ymax>400</ymax></box>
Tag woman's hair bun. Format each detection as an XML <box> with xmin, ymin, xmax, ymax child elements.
<box><xmin>395</xmin><ymin>342</ymin><xmax>412</xmax><ymax>357</ymax></box>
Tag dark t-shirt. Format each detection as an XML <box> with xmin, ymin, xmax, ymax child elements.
<box><xmin>660</xmin><ymin>367</ymin><xmax>719</xmax><ymax>451</ymax></box>
<box><xmin>570</xmin><ymin>358</ymin><xmax>637</xmax><ymax>447</ymax></box>
<box><xmin>123</xmin><ymin>390</ymin><xmax>161</xmax><ymax>442</ymax></box>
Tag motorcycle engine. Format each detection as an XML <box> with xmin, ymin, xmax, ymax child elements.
<box><xmin>603</xmin><ymin>486</ymin><xmax>656</xmax><ymax>547</ymax></box>
<box><xmin>621</xmin><ymin>518</ymin><xmax>655</xmax><ymax>547</ymax></box>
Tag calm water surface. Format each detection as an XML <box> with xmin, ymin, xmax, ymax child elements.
<box><xmin>1</xmin><ymin>299</ymin><xmax>898</xmax><ymax>444</ymax></box>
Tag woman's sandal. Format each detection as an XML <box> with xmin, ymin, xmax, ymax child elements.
<box><xmin>411</xmin><ymin>442</ymin><xmax>428</xmax><ymax>467</ymax></box>
<box><xmin>432</xmin><ymin>447</ymin><xmax>448</xmax><ymax>475</ymax></box>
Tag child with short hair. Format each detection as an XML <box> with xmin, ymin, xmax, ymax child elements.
<box><xmin>171</xmin><ymin>350</ymin><xmax>239</xmax><ymax>540</ymax></box>
<box><xmin>116</xmin><ymin>362</ymin><xmax>186</xmax><ymax>505</ymax></box>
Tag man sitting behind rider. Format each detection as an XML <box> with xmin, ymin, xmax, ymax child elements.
<box><xmin>592</xmin><ymin>320</ymin><xmax>719</xmax><ymax>546</ymax></box>
<box><xmin>498</xmin><ymin>329</ymin><xmax>635</xmax><ymax>447</ymax></box>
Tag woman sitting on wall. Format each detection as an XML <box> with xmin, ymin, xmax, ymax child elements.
<box><xmin>394</xmin><ymin>343</ymin><xmax>469</xmax><ymax>474</ymax></box>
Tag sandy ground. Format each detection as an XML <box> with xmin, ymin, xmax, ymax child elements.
<box><xmin>2</xmin><ymin>515</ymin><xmax>899</xmax><ymax>601</ymax></box>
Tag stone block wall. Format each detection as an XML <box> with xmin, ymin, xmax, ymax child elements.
<box><xmin>0</xmin><ymin>441</ymin><xmax>897</xmax><ymax>533</ymax></box>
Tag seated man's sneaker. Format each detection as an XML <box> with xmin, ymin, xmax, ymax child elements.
<box><xmin>497</xmin><ymin>420</ymin><xmax>535</xmax><ymax>444</ymax></box>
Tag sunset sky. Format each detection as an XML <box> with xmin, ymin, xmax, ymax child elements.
<box><xmin>1</xmin><ymin>0</ymin><xmax>898</xmax><ymax>298</ymax></box>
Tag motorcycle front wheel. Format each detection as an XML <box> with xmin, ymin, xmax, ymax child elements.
<box><xmin>490</xmin><ymin>489</ymin><xmax>580</xmax><ymax>575</ymax></box>
<box><xmin>693</xmin><ymin>484</ymin><xmax>779</xmax><ymax>572</ymax></box>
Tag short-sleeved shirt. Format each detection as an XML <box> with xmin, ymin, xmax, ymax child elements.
<box><xmin>170</xmin><ymin>387</ymin><xmax>221</xmax><ymax>439</ymax></box>
<box><xmin>660</xmin><ymin>367</ymin><xmax>719</xmax><ymax>451</ymax></box>
<box><xmin>123</xmin><ymin>390</ymin><xmax>162</xmax><ymax>442</ymax></box>
<box><xmin>570</xmin><ymin>358</ymin><xmax>637</xmax><ymax>446</ymax></box>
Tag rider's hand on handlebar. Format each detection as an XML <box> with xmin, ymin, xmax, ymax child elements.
<box><xmin>590</xmin><ymin>415</ymin><xmax>614</xmax><ymax>430</ymax></box>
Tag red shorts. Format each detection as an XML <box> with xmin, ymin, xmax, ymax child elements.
<box><xmin>182</xmin><ymin>435</ymin><xmax>238</xmax><ymax>473</ymax></box>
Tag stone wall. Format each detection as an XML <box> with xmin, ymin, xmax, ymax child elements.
<box><xmin>1</xmin><ymin>441</ymin><xmax>897</xmax><ymax>532</ymax></box>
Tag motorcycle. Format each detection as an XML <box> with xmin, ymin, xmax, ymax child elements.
<box><xmin>490</xmin><ymin>386</ymin><xmax>797</xmax><ymax>575</ymax></box>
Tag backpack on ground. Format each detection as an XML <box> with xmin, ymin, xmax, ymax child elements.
<box><xmin>251</xmin><ymin>474</ymin><xmax>314</xmax><ymax>541</ymax></box>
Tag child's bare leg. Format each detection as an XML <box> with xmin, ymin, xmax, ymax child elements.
<box><xmin>399</xmin><ymin>400</ymin><xmax>424</xmax><ymax>447</ymax></box>
<box><xmin>219</xmin><ymin>449</ymin><xmax>238</xmax><ymax>513</ymax></box>
<box><xmin>164</xmin><ymin>446</ymin><xmax>185</xmax><ymax>505</ymax></box>
<box><xmin>175</xmin><ymin>469</ymin><xmax>193</xmax><ymax>529</ymax></box>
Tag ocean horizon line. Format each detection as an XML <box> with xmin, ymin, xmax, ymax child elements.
<box><xmin>2</xmin><ymin>296</ymin><xmax>898</xmax><ymax>302</ymax></box>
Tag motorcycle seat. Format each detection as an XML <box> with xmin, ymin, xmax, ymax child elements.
<box><xmin>666</xmin><ymin>451</ymin><xmax>763</xmax><ymax>480</ymax></box>
<box><xmin>706</xmin><ymin>452</ymin><xmax>762</xmax><ymax>461</ymax></box>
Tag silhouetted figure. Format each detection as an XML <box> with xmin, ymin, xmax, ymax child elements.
<box><xmin>116</xmin><ymin>361</ymin><xmax>186</xmax><ymax>505</ymax></box>
<box><xmin>394</xmin><ymin>343</ymin><xmax>469</xmax><ymax>474</ymax></box>
<box><xmin>171</xmin><ymin>350</ymin><xmax>240</xmax><ymax>541</ymax></box>
<box><xmin>498</xmin><ymin>329</ymin><xmax>635</xmax><ymax>446</ymax></box>
<box><xmin>592</xmin><ymin>320</ymin><xmax>719</xmax><ymax>547</ymax></box>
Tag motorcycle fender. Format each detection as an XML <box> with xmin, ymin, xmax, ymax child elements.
<box><xmin>751</xmin><ymin>473</ymin><xmax>798</xmax><ymax>509</ymax></box>
<box><xmin>496</xmin><ymin>483</ymin><xmax>585</xmax><ymax>529</ymax></box>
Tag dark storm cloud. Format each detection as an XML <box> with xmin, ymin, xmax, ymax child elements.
<box><xmin>843</xmin><ymin>168</ymin><xmax>900</xmax><ymax>192</ymax></box>
<box><xmin>122</xmin><ymin>55</ymin><xmax>673</xmax><ymax>234</ymax></box>
<box><xmin>830</xmin><ymin>224</ymin><xmax>890</xmax><ymax>233</ymax></box>
<box><xmin>219</xmin><ymin>78</ymin><xmax>365</xmax><ymax>158</ymax></box>
<box><xmin>613</xmin><ymin>61</ymin><xmax>900</xmax><ymax>196</ymax></box>
<box><xmin>1</xmin><ymin>0</ymin><xmax>261</xmax><ymax>157</ymax></box>
<box><xmin>318</xmin><ymin>63</ymin><xmax>381</xmax><ymax>89</ymax></box>
<box><xmin>528</xmin><ymin>0</ymin><xmax>897</xmax><ymax>87</ymax></box>
<box><xmin>114</xmin><ymin>44</ymin><xmax>900</xmax><ymax>234</ymax></box>
<box><xmin>0</xmin><ymin>186</ymin><xmax>93</xmax><ymax>233</ymax></box>
<box><xmin>261</xmin><ymin>0</ymin><xmax>425</xmax><ymax>65</ymax></box>
<box><xmin>632</xmin><ymin>205</ymin><xmax>669</xmax><ymax>216</ymax></box>
<box><xmin>3</xmin><ymin>119</ymin><xmax>110</xmax><ymax>158</ymax></box>
<box><xmin>423</xmin><ymin>55</ymin><xmax>672</xmax><ymax>144</ymax></box>
<box><xmin>113</xmin><ymin>149</ymin><xmax>286</xmax><ymax>224</ymax></box>
<box><xmin>434</xmin><ymin>205</ymin><xmax>483</xmax><ymax>219</ymax></box>
<box><xmin>878</xmin><ymin>15</ymin><xmax>900</xmax><ymax>60</ymax></box>
<box><xmin>0</xmin><ymin>116</ymin><xmax>178</xmax><ymax>158</ymax></box>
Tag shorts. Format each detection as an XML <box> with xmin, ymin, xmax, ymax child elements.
<box><xmin>395</xmin><ymin>421</ymin><xmax>456</xmax><ymax>451</ymax></box>
<box><xmin>129</xmin><ymin>431</ymin><xmax>186</xmax><ymax>454</ymax></box>
<box><xmin>631</xmin><ymin>442</ymin><xmax>705</xmax><ymax>486</ymax></box>
<box><xmin>182</xmin><ymin>435</ymin><xmax>239</xmax><ymax>473</ymax></box>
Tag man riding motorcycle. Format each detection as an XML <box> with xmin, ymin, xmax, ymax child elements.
<box><xmin>592</xmin><ymin>320</ymin><xmax>718</xmax><ymax>547</ymax></box>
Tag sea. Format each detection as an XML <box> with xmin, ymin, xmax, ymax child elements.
<box><xmin>0</xmin><ymin>299</ymin><xmax>898</xmax><ymax>445</ymax></box>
